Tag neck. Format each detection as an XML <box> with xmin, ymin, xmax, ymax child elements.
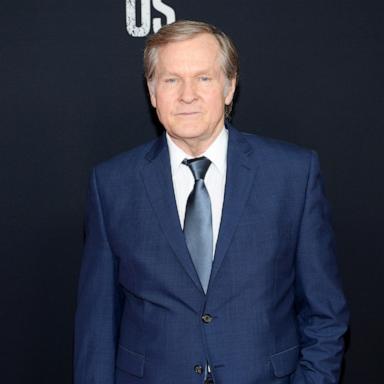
<box><xmin>168</xmin><ymin>128</ymin><xmax>224</xmax><ymax>157</ymax></box>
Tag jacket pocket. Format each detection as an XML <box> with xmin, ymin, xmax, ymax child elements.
<box><xmin>116</xmin><ymin>345</ymin><xmax>145</xmax><ymax>378</ymax></box>
<box><xmin>270</xmin><ymin>345</ymin><xmax>299</xmax><ymax>378</ymax></box>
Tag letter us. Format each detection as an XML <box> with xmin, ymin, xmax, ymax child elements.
<box><xmin>126</xmin><ymin>0</ymin><xmax>176</xmax><ymax>37</ymax></box>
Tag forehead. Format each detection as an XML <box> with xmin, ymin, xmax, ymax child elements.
<box><xmin>155</xmin><ymin>33</ymin><xmax>222</xmax><ymax>75</ymax></box>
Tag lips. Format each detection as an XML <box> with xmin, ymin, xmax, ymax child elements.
<box><xmin>175</xmin><ymin>112</ymin><xmax>201</xmax><ymax>116</ymax></box>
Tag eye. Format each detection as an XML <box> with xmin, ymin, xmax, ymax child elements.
<box><xmin>165</xmin><ymin>78</ymin><xmax>177</xmax><ymax>84</ymax></box>
<box><xmin>199</xmin><ymin>76</ymin><xmax>211</xmax><ymax>82</ymax></box>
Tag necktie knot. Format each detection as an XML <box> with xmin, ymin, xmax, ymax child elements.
<box><xmin>183</xmin><ymin>157</ymin><xmax>211</xmax><ymax>181</ymax></box>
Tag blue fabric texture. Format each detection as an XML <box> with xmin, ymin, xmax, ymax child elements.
<box><xmin>74</xmin><ymin>124</ymin><xmax>349</xmax><ymax>384</ymax></box>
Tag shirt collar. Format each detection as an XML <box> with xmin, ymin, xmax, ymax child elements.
<box><xmin>166</xmin><ymin>127</ymin><xmax>228</xmax><ymax>175</ymax></box>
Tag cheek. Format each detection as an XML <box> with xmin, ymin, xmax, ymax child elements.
<box><xmin>204</xmin><ymin>92</ymin><xmax>226</xmax><ymax>113</ymax></box>
<box><xmin>154</xmin><ymin>95</ymin><xmax>171</xmax><ymax>113</ymax></box>
<box><xmin>155</xmin><ymin>101</ymin><xmax>176</xmax><ymax>125</ymax></box>
<box><xmin>155</xmin><ymin>90</ymin><xmax>176</xmax><ymax>107</ymax></box>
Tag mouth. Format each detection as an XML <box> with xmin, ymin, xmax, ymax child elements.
<box><xmin>175</xmin><ymin>112</ymin><xmax>201</xmax><ymax>116</ymax></box>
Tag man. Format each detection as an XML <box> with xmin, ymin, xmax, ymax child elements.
<box><xmin>74</xmin><ymin>20</ymin><xmax>349</xmax><ymax>384</ymax></box>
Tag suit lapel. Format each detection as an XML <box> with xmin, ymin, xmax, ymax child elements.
<box><xmin>209</xmin><ymin>126</ymin><xmax>258</xmax><ymax>286</ymax></box>
<box><xmin>141</xmin><ymin>134</ymin><xmax>204</xmax><ymax>295</ymax></box>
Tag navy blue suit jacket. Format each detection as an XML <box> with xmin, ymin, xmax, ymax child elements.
<box><xmin>74</xmin><ymin>125</ymin><xmax>349</xmax><ymax>384</ymax></box>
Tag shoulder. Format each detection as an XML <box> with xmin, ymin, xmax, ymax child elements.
<box><xmin>230</xmin><ymin>127</ymin><xmax>321</xmax><ymax>194</ymax></box>
<box><xmin>232</xmin><ymin>126</ymin><xmax>315</xmax><ymax>168</ymax></box>
<box><xmin>240</xmin><ymin>130</ymin><xmax>312</xmax><ymax>158</ymax></box>
<box><xmin>91</xmin><ymin>136</ymin><xmax>160</xmax><ymax>182</ymax></box>
<box><xmin>91</xmin><ymin>138</ymin><xmax>162</xmax><ymax>189</ymax></box>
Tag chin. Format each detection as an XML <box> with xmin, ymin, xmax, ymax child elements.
<box><xmin>173</xmin><ymin>125</ymin><xmax>208</xmax><ymax>139</ymax></box>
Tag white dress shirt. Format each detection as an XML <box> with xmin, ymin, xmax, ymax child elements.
<box><xmin>166</xmin><ymin>127</ymin><xmax>228</xmax><ymax>258</ymax></box>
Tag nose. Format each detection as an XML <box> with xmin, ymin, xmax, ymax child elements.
<box><xmin>179</xmin><ymin>79</ymin><xmax>197</xmax><ymax>104</ymax></box>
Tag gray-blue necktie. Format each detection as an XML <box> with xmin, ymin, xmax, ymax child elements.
<box><xmin>183</xmin><ymin>157</ymin><xmax>213</xmax><ymax>294</ymax></box>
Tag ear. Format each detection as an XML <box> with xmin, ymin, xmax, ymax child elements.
<box><xmin>147</xmin><ymin>80</ymin><xmax>157</xmax><ymax>108</ymax></box>
<box><xmin>224</xmin><ymin>77</ymin><xmax>236</xmax><ymax>105</ymax></box>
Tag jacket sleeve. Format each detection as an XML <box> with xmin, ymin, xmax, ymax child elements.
<box><xmin>74</xmin><ymin>167</ymin><xmax>122</xmax><ymax>384</ymax></box>
<box><xmin>291</xmin><ymin>151</ymin><xmax>349</xmax><ymax>384</ymax></box>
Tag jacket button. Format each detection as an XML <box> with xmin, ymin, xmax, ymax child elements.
<box><xmin>194</xmin><ymin>364</ymin><xmax>203</xmax><ymax>374</ymax></box>
<box><xmin>201</xmin><ymin>314</ymin><xmax>213</xmax><ymax>323</ymax></box>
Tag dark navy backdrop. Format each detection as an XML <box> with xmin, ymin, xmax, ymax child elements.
<box><xmin>1</xmin><ymin>1</ymin><xmax>383</xmax><ymax>383</ymax></box>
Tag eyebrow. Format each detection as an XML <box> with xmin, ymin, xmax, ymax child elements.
<box><xmin>157</xmin><ymin>69</ymin><xmax>215</xmax><ymax>78</ymax></box>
